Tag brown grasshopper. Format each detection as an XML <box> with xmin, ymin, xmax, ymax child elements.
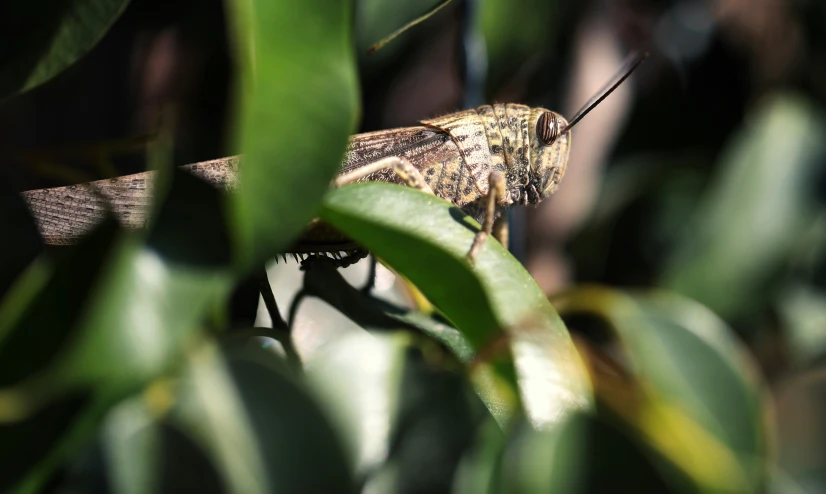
<box><xmin>21</xmin><ymin>53</ymin><xmax>646</xmax><ymax>265</ymax></box>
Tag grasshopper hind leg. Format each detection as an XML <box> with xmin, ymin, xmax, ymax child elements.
<box><xmin>335</xmin><ymin>156</ymin><xmax>434</xmax><ymax>194</ymax></box>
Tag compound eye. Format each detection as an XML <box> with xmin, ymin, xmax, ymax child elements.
<box><xmin>536</xmin><ymin>111</ymin><xmax>558</xmax><ymax>145</ymax></box>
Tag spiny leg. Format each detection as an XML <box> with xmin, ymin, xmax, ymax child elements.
<box><xmin>335</xmin><ymin>156</ymin><xmax>434</xmax><ymax>194</ymax></box>
<box><xmin>466</xmin><ymin>171</ymin><xmax>506</xmax><ymax>262</ymax></box>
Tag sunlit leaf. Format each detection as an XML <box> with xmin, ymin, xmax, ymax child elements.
<box><xmin>553</xmin><ymin>287</ymin><xmax>769</xmax><ymax>491</ymax></box>
<box><xmin>306</xmin><ymin>331</ymin><xmax>408</xmax><ymax>477</ymax></box>
<box><xmin>0</xmin><ymin>168</ymin><xmax>234</xmax><ymax>490</ymax></box>
<box><xmin>309</xmin><ymin>330</ymin><xmax>489</xmax><ymax>491</ymax></box>
<box><xmin>225</xmin><ymin>0</ymin><xmax>360</xmax><ymax>269</ymax></box>
<box><xmin>226</xmin><ymin>343</ymin><xmax>355</xmax><ymax>492</ymax></box>
<box><xmin>302</xmin><ymin>262</ymin><xmax>475</xmax><ymax>362</ymax></box>
<box><xmin>495</xmin><ymin>414</ymin><xmax>675</xmax><ymax>493</ymax></box>
<box><xmin>321</xmin><ymin>183</ymin><xmax>591</xmax><ymax>428</ymax></box>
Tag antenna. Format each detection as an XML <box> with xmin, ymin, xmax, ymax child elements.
<box><xmin>560</xmin><ymin>52</ymin><xmax>649</xmax><ymax>135</ymax></box>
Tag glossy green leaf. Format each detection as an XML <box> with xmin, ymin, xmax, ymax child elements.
<box><xmin>554</xmin><ymin>287</ymin><xmax>769</xmax><ymax>492</ymax></box>
<box><xmin>102</xmin><ymin>397</ymin><xmax>162</xmax><ymax>494</ymax></box>
<box><xmin>321</xmin><ymin>183</ymin><xmax>591</xmax><ymax>428</ymax></box>
<box><xmin>147</xmin><ymin>168</ymin><xmax>234</xmax><ymax>268</ymax></box>
<box><xmin>174</xmin><ymin>341</ymin><xmax>355</xmax><ymax>493</ymax></box>
<box><xmin>0</xmin><ymin>168</ymin><xmax>235</xmax><ymax>490</ymax></box>
<box><xmin>306</xmin><ymin>331</ymin><xmax>408</xmax><ymax>477</ymax></box>
<box><xmin>497</xmin><ymin>414</ymin><xmax>675</xmax><ymax>494</ymax></box>
<box><xmin>226</xmin><ymin>0</ymin><xmax>360</xmax><ymax>269</ymax></box>
<box><xmin>453</xmin><ymin>418</ymin><xmax>508</xmax><ymax>494</ymax></box>
<box><xmin>102</xmin><ymin>393</ymin><xmax>227</xmax><ymax>494</ymax></box>
<box><xmin>378</xmin><ymin>338</ymin><xmax>490</xmax><ymax>493</ymax></box>
<box><xmin>777</xmin><ymin>283</ymin><xmax>826</xmax><ymax>366</ymax></box>
<box><xmin>0</xmin><ymin>211</ymin><xmax>232</xmax><ymax>397</ymax></box>
<box><xmin>0</xmin><ymin>0</ymin><xmax>130</xmax><ymax>99</ymax></box>
<box><xmin>309</xmin><ymin>330</ymin><xmax>490</xmax><ymax>491</ymax></box>
<box><xmin>456</xmin><ymin>413</ymin><xmax>681</xmax><ymax>494</ymax></box>
<box><xmin>664</xmin><ymin>94</ymin><xmax>826</xmax><ymax>324</ymax></box>
<box><xmin>301</xmin><ymin>262</ymin><xmax>475</xmax><ymax>362</ymax></box>
<box><xmin>0</xmin><ymin>234</ymin><xmax>232</xmax><ymax>491</ymax></box>
<box><xmin>55</xmin><ymin>241</ymin><xmax>232</xmax><ymax>389</ymax></box>
<box><xmin>173</xmin><ymin>344</ymin><xmax>268</xmax><ymax>493</ymax></box>
<box><xmin>0</xmin><ymin>222</ymin><xmax>118</xmax><ymax>389</ymax></box>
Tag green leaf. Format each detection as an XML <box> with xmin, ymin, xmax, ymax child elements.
<box><xmin>102</xmin><ymin>394</ymin><xmax>228</xmax><ymax>494</ymax></box>
<box><xmin>378</xmin><ymin>338</ymin><xmax>490</xmax><ymax>493</ymax></box>
<box><xmin>55</xmin><ymin>241</ymin><xmax>232</xmax><ymax>390</ymax></box>
<box><xmin>663</xmin><ymin>94</ymin><xmax>826</xmax><ymax>325</ymax></box>
<box><xmin>453</xmin><ymin>418</ymin><xmax>508</xmax><ymax>494</ymax></box>
<box><xmin>321</xmin><ymin>183</ymin><xmax>591</xmax><ymax>428</ymax></box>
<box><xmin>0</xmin><ymin>390</ymin><xmax>92</xmax><ymax>492</ymax></box>
<box><xmin>554</xmin><ymin>287</ymin><xmax>769</xmax><ymax>492</ymax></box>
<box><xmin>776</xmin><ymin>283</ymin><xmax>826</xmax><ymax>366</ymax></box>
<box><xmin>147</xmin><ymin>168</ymin><xmax>233</xmax><ymax>268</ymax></box>
<box><xmin>0</xmin><ymin>0</ymin><xmax>131</xmax><ymax>99</ymax></box>
<box><xmin>172</xmin><ymin>344</ymin><xmax>269</xmax><ymax>494</ymax></box>
<box><xmin>0</xmin><ymin>168</ymin><xmax>235</xmax><ymax>490</ymax></box>
<box><xmin>308</xmin><ymin>330</ymin><xmax>491</xmax><ymax>491</ymax></box>
<box><xmin>225</xmin><ymin>0</ymin><xmax>360</xmax><ymax>269</ymax></box>
<box><xmin>0</xmin><ymin>221</ymin><xmax>119</xmax><ymax>389</ymax></box>
<box><xmin>494</xmin><ymin>414</ymin><xmax>675</xmax><ymax>493</ymax></box>
<box><xmin>0</xmin><ymin>233</ymin><xmax>231</xmax><ymax>491</ymax></box>
<box><xmin>174</xmin><ymin>341</ymin><xmax>355</xmax><ymax>493</ymax></box>
<box><xmin>102</xmin><ymin>397</ymin><xmax>163</xmax><ymax>494</ymax></box>
<box><xmin>301</xmin><ymin>262</ymin><xmax>475</xmax><ymax>362</ymax></box>
<box><xmin>306</xmin><ymin>331</ymin><xmax>409</xmax><ymax>477</ymax></box>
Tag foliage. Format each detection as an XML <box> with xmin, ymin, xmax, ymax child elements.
<box><xmin>2</xmin><ymin>0</ymin><xmax>824</xmax><ymax>492</ymax></box>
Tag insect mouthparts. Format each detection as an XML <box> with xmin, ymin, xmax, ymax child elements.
<box><xmin>509</xmin><ymin>177</ymin><xmax>543</xmax><ymax>205</ymax></box>
<box><xmin>528</xmin><ymin>180</ymin><xmax>541</xmax><ymax>204</ymax></box>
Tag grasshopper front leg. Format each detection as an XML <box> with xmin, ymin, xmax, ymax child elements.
<box><xmin>466</xmin><ymin>171</ymin><xmax>506</xmax><ymax>262</ymax></box>
<box><xmin>336</xmin><ymin>158</ymin><xmax>506</xmax><ymax>264</ymax></box>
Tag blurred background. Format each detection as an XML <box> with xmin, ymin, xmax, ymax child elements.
<box><xmin>4</xmin><ymin>0</ymin><xmax>826</xmax><ymax>489</ymax></box>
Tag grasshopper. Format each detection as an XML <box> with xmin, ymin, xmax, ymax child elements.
<box><xmin>21</xmin><ymin>53</ymin><xmax>646</xmax><ymax>265</ymax></box>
